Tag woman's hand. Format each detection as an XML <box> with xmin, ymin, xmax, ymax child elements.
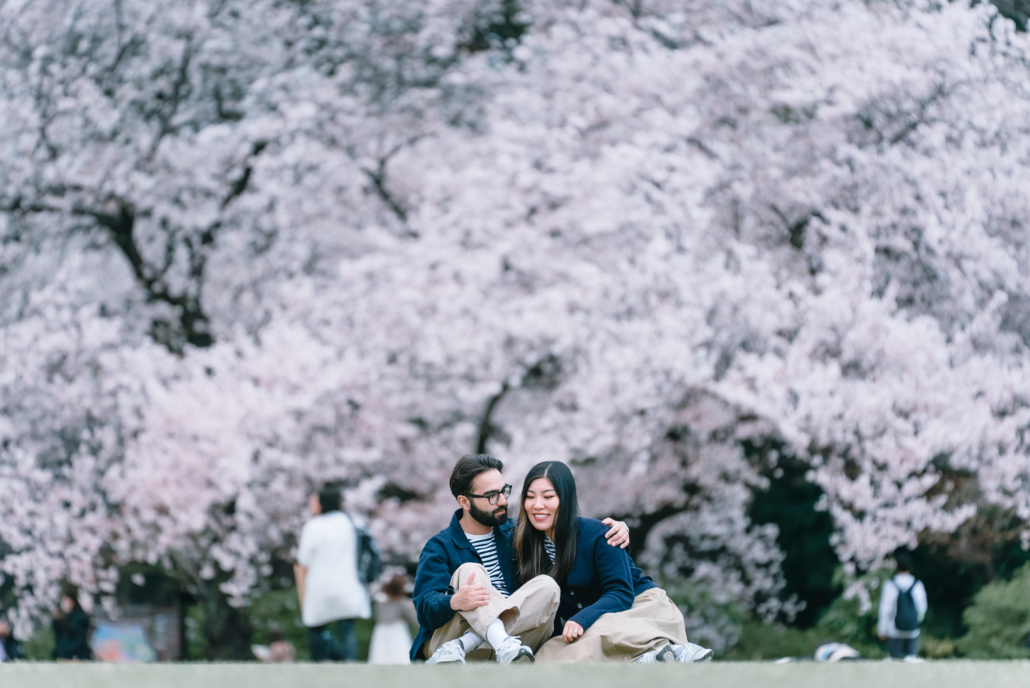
<box><xmin>562</xmin><ymin>620</ymin><xmax>584</xmax><ymax>643</ymax></box>
<box><xmin>601</xmin><ymin>518</ymin><xmax>630</xmax><ymax>549</ymax></box>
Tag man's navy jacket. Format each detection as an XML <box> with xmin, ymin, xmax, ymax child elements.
<box><xmin>409</xmin><ymin>509</ymin><xmax>519</xmax><ymax>661</ymax></box>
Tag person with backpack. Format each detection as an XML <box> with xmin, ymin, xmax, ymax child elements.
<box><xmin>877</xmin><ymin>550</ymin><xmax>927</xmax><ymax>659</ymax></box>
<box><xmin>294</xmin><ymin>487</ymin><xmax>373</xmax><ymax>661</ymax></box>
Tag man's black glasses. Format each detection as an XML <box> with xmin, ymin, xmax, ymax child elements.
<box><xmin>466</xmin><ymin>484</ymin><xmax>512</xmax><ymax>505</ymax></box>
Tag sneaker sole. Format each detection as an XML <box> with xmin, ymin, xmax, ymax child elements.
<box><xmin>691</xmin><ymin>649</ymin><xmax>714</xmax><ymax>663</ymax></box>
<box><xmin>656</xmin><ymin>645</ymin><xmax>676</xmax><ymax>663</ymax></box>
<box><xmin>509</xmin><ymin>647</ymin><xmax>535</xmax><ymax>664</ymax></box>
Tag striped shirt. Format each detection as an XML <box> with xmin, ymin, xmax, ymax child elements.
<box><xmin>467</xmin><ymin>531</ymin><xmax>510</xmax><ymax>598</ymax></box>
<box><xmin>544</xmin><ymin>536</ymin><xmax>556</xmax><ymax>564</ymax></box>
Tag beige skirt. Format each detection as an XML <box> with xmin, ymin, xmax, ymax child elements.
<box><xmin>536</xmin><ymin>588</ymin><xmax>688</xmax><ymax>663</ymax></box>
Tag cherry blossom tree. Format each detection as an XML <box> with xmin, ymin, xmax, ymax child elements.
<box><xmin>3</xmin><ymin>0</ymin><xmax>1030</xmax><ymax>652</ymax></box>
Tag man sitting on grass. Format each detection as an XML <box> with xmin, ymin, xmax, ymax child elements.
<box><xmin>410</xmin><ymin>454</ymin><xmax>630</xmax><ymax>664</ymax></box>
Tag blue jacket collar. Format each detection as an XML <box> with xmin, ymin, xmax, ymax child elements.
<box><xmin>447</xmin><ymin>508</ymin><xmax>513</xmax><ymax>549</ymax></box>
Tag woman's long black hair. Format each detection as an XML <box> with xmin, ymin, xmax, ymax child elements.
<box><xmin>514</xmin><ymin>461</ymin><xmax>580</xmax><ymax>586</ymax></box>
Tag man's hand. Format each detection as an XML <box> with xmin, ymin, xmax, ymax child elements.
<box><xmin>450</xmin><ymin>572</ymin><xmax>491</xmax><ymax>611</ymax></box>
<box><xmin>602</xmin><ymin>518</ymin><xmax>630</xmax><ymax>549</ymax></box>
<box><xmin>562</xmin><ymin>620</ymin><xmax>584</xmax><ymax>643</ymax></box>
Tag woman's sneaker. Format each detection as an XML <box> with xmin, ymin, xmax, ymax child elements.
<box><xmin>495</xmin><ymin>636</ymin><xmax>535</xmax><ymax>664</ymax></box>
<box><xmin>425</xmin><ymin>638</ymin><xmax>467</xmax><ymax>664</ymax></box>
<box><xmin>671</xmin><ymin>643</ymin><xmax>715</xmax><ymax>663</ymax></box>
<box><xmin>634</xmin><ymin>645</ymin><xmax>676</xmax><ymax>663</ymax></box>
<box><xmin>634</xmin><ymin>650</ymin><xmax>659</xmax><ymax>664</ymax></box>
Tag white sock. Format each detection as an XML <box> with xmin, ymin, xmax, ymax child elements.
<box><xmin>458</xmin><ymin>631</ymin><xmax>484</xmax><ymax>653</ymax></box>
<box><xmin>485</xmin><ymin>618</ymin><xmax>511</xmax><ymax>650</ymax></box>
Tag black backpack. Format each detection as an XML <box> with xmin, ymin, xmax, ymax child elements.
<box><xmin>893</xmin><ymin>578</ymin><xmax>920</xmax><ymax>631</ymax></box>
<box><xmin>354</xmin><ymin>520</ymin><xmax>382</xmax><ymax>585</ymax></box>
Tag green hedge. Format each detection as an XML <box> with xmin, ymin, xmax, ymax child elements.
<box><xmin>956</xmin><ymin>562</ymin><xmax>1030</xmax><ymax>659</ymax></box>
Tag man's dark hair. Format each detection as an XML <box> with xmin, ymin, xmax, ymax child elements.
<box><xmin>450</xmin><ymin>454</ymin><xmax>503</xmax><ymax>498</ymax></box>
<box><xmin>894</xmin><ymin>550</ymin><xmax>913</xmax><ymax>573</ymax></box>
<box><xmin>318</xmin><ymin>489</ymin><xmax>342</xmax><ymax>514</ymax></box>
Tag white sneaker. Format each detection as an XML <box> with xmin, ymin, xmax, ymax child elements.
<box><xmin>671</xmin><ymin>643</ymin><xmax>714</xmax><ymax>663</ymax></box>
<box><xmin>495</xmin><ymin>635</ymin><xmax>535</xmax><ymax>664</ymax></box>
<box><xmin>634</xmin><ymin>645</ymin><xmax>676</xmax><ymax>663</ymax></box>
<box><xmin>426</xmin><ymin>638</ymin><xmax>467</xmax><ymax>665</ymax></box>
<box><xmin>635</xmin><ymin>649</ymin><xmax>660</xmax><ymax>664</ymax></box>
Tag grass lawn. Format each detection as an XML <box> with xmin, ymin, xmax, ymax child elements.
<box><xmin>1</xmin><ymin>661</ymin><xmax>1028</xmax><ymax>688</ymax></box>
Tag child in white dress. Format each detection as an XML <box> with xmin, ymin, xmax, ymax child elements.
<box><xmin>368</xmin><ymin>573</ymin><xmax>418</xmax><ymax>664</ymax></box>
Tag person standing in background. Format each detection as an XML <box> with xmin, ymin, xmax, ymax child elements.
<box><xmin>877</xmin><ymin>550</ymin><xmax>928</xmax><ymax>660</ymax></box>
<box><xmin>368</xmin><ymin>572</ymin><xmax>418</xmax><ymax>664</ymax></box>
<box><xmin>294</xmin><ymin>488</ymin><xmax>371</xmax><ymax>661</ymax></box>
<box><xmin>0</xmin><ymin>614</ymin><xmax>26</xmax><ymax>662</ymax></box>
<box><xmin>52</xmin><ymin>584</ymin><xmax>92</xmax><ymax>661</ymax></box>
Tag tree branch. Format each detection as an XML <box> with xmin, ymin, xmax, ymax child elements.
<box><xmin>361</xmin><ymin>137</ymin><xmax>423</xmax><ymax>225</ymax></box>
<box><xmin>364</xmin><ymin>157</ymin><xmax>408</xmax><ymax>223</ymax></box>
<box><xmin>476</xmin><ymin>382</ymin><xmax>510</xmax><ymax>454</ymax></box>
<box><xmin>78</xmin><ymin>204</ymin><xmax>214</xmax><ymax>350</ymax></box>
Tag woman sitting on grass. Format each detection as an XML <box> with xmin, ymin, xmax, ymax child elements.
<box><xmin>513</xmin><ymin>460</ymin><xmax>713</xmax><ymax>664</ymax></box>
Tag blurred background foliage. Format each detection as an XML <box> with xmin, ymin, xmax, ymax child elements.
<box><xmin>984</xmin><ymin>0</ymin><xmax>1030</xmax><ymax>30</ymax></box>
<box><xmin>955</xmin><ymin>563</ymin><xmax>1030</xmax><ymax>659</ymax></box>
<box><xmin>669</xmin><ymin>437</ymin><xmax>1030</xmax><ymax>661</ymax></box>
<box><xmin>186</xmin><ymin>589</ymin><xmax>375</xmax><ymax>661</ymax></box>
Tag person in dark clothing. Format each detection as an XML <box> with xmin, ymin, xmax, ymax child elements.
<box><xmin>52</xmin><ymin>585</ymin><xmax>92</xmax><ymax>661</ymax></box>
<box><xmin>0</xmin><ymin>616</ymin><xmax>26</xmax><ymax>662</ymax></box>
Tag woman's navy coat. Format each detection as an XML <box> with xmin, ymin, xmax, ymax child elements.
<box><xmin>555</xmin><ymin>517</ymin><xmax>656</xmax><ymax>634</ymax></box>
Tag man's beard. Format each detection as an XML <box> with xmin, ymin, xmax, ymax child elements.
<box><xmin>469</xmin><ymin>501</ymin><xmax>508</xmax><ymax>527</ymax></box>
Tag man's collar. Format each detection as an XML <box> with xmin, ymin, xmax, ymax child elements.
<box><xmin>448</xmin><ymin>509</ymin><xmax>473</xmax><ymax>549</ymax></box>
<box><xmin>448</xmin><ymin>509</ymin><xmax>512</xmax><ymax>547</ymax></box>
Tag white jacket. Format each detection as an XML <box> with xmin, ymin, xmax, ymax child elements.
<box><xmin>297</xmin><ymin>511</ymin><xmax>371</xmax><ymax>626</ymax></box>
<box><xmin>877</xmin><ymin>573</ymin><xmax>927</xmax><ymax>639</ymax></box>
